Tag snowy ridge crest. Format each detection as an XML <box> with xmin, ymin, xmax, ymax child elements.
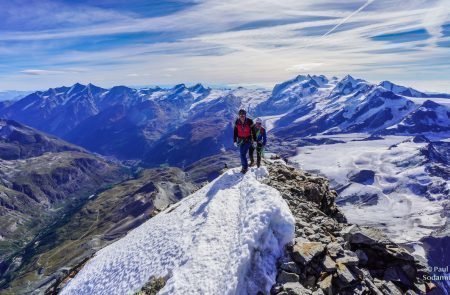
<box><xmin>61</xmin><ymin>167</ymin><xmax>295</xmax><ymax>295</ymax></box>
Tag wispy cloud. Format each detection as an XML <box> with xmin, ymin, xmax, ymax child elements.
<box><xmin>286</xmin><ymin>63</ymin><xmax>324</xmax><ymax>72</ymax></box>
<box><xmin>0</xmin><ymin>0</ymin><xmax>449</xmax><ymax>92</ymax></box>
<box><xmin>422</xmin><ymin>0</ymin><xmax>450</xmax><ymax>47</ymax></box>
<box><xmin>20</xmin><ymin>69</ymin><xmax>64</xmax><ymax>75</ymax></box>
<box><xmin>20</xmin><ymin>68</ymin><xmax>88</xmax><ymax>75</ymax></box>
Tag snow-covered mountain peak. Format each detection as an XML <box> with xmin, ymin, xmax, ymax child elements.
<box><xmin>67</xmin><ymin>82</ymin><xmax>86</xmax><ymax>95</ymax></box>
<box><xmin>377</xmin><ymin>98</ymin><xmax>450</xmax><ymax>135</ymax></box>
<box><xmin>172</xmin><ymin>83</ymin><xmax>187</xmax><ymax>91</ymax></box>
<box><xmin>341</xmin><ymin>74</ymin><xmax>365</xmax><ymax>86</ymax></box>
<box><xmin>379</xmin><ymin>80</ymin><xmax>396</xmax><ymax>89</ymax></box>
<box><xmin>421</xmin><ymin>99</ymin><xmax>442</xmax><ymax>109</ymax></box>
<box><xmin>293</xmin><ymin>74</ymin><xmax>309</xmax><ymax>82</ymax></box>
<box><xmin>61</xmin><ymin>167</ymin><xmax>295</xmax><ymax>295</ymax></box>
<box><xmin>307</xmin><ymin>74</ymin><xmax>329</xmax><ymax>86</ymax></box>
<box><xmin>367</xmin><ymin>85</ymin><xmax>403</xmax><ymax>99</ymax></box>
<box><xmin>188</xmin><ymin>83</ymin><xmax>208</xmax><ymax>93</ymax></box>
<box><xmin>378</xmin><ymin>80</ymin><xmax>428</xmax><ymax>98</ymax></box>
<box><xmin>330</xmin><ymin>75</ymin><xmax>369</xmax><ymax>96</ymax></box>
<box><xmin>271</xmin><ymin>74</ymin><xmax>331</xmax><ymax>99</ymax></box>
<box><xmin>85</xmin><ymin>83</ymin><xmax>104</xmax><ymax>92</ymax></box>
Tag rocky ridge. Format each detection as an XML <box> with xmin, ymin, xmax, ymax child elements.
<box><xmin>263</xmin><ymin>161</ymin><xmax>434</xmax><ymax>295</ymax></box>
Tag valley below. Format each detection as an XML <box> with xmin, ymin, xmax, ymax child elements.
<box><xmin>0</xmin><ymin>73</ymin><xmax>449</xmax><ymax>294</ymax></box>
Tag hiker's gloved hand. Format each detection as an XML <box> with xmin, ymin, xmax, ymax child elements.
<box><xmin>234</xmin><ymin>142</ymin><xmax>238</xmax><ymax>147</ymax></box>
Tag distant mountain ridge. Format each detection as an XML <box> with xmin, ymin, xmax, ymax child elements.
<box><xmin>0</xmin><ymin>90</ymin><xmax>32</xmax><ymax>102</ymax></box>
<box><xmin>1</xmin><ymin>75</ymin><xmax>449</xmax><ymax>166</ymax></box>
<box><xmin>0</xmin><ymin>119</ymin><xmax>127</xmax><ymax>276</ymax></box>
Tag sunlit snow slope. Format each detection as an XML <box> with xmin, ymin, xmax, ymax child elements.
<box><xmin>291</xmin><ymin>134</ymin><xmax>447</xmax><ymax>244</ymax></box>
<box><xmin>61</xmin><ymin>167</ymin><xmax>295</xmax><ymax>295</ymax></box>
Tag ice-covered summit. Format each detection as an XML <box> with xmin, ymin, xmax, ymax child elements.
<box><xmin>61</xmin><ymin>167</ymin><xmax>295</xmax><ymax>295</ymax></box>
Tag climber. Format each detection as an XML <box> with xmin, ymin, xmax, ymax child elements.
<box><xmin>233</xmin><ymin>109</ymin><xmax>254</xmax><ymax>174</ymax></box>
<box><xmin>250</xmin><ymin>118</ymin><xmax>267</xmax><ymax>168</ymax></box>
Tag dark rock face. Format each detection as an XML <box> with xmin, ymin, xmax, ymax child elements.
<box><xmin>421</xmin><ymin>141</ymin><xmax>450</xmax><ymax>182</ymax></box>
<box><xmin>264</xmin><ymin>161</ymin><xmax>434</xmax><ymax>295</ymax></box>
<box><xmin>422</xmin><ymin>142</ymin><xmax>450</xmax><ymax>166</ymax></box>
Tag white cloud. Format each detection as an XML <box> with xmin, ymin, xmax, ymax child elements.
<box><xmin>20</xmin><ymin>69</ymin><xmax>64</xmax><ymax>75</ymax></box>
<box><xmin>20</xmin><ymin>68</ymin><xmax>87</xmax><ymax>76</ymax></box>
<box><xmin>422</xmin><ymin>0</ymin><xmax>450</xmax><ymax>47</ymax></box>
<box><xmin>286</xmin><ymin>63</ymin><xmax>324</xmax><ymax>72</ymax></box>
<box><xmin>1</xmin><ymin>0</ymin><xmax>449</xmax><ymax>92</ymax></box>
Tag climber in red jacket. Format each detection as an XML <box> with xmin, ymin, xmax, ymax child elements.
<box><xmin>233</xmin><ymin>109</ymin><xmax>254</xmax><ymax>174</ymax></box>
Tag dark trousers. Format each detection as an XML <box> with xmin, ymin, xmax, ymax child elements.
<box><xmin>249</xmin><ymin>143</ymin><xmax>264</xmax><ymax>166</ymax></box>
<box><xmin>239</xmin><ymin>141</ymin><xmax>251</xmax><ymax>169</ymax></box>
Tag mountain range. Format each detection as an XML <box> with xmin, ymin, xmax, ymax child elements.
<box><xmin>0</xmin><ymin>74</ymin><xmax>449</xmax><ymax>294</ymax></box>
<box><xmin>1</xmin><ymin>74</ymin><xmax>448</xmax><ymax>167</ymax></box>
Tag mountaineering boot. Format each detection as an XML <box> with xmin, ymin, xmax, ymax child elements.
<box><xmin>241</xmin><ymin>167</ymin><xmax>248</xmax><ymax>174</ymax></box>
<box><xmin>249</xmin><ymin>159</ymin><xmax>255</xmax><ymax>167</ymax></box>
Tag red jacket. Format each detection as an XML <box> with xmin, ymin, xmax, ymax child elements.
<box><xmin>234</xmin><ymin>118</ymin><xmax>254</xmax><ymax>142</ymax></box>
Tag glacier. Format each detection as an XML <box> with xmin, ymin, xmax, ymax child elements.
<box><xmin>61</xmin><ymin>167</ymin><xmax>295</xmax><ymax>295</ymax></box>
<box><xmin>290</xmin><ymin>134</ymin><xmax>448</xmax><ymax>247</ymax></box>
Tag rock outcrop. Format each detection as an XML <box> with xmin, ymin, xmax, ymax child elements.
<box><xmin>264</xmin><ymin>161</ymin><xmax>434</xmax><ymax>295</ymax></box>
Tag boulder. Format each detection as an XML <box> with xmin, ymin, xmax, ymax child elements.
<box><xmin>384</xmin><ymin>246</ymin><xmax>415</xmax><ymax>261</ymax></box>
<box><xmin>383</xmin><ymin>266</ymin><xmax>412</xmax><ymax>287</ymax></box>
<box><xmin>364</xmin><ymin>278</ymin><xmax>383</xmax><ymax>295</ymax></box>
<box><xmin>326</xmin><ymin>242</ymin><xmax>344</xmax><ymax>258</ymax></box>
<box><xmin>355</xmin><ymin>249</ymin><xmax>368</xmax><ymax>265</ymax></box>
<box><xmin>341</xmin><ymin>225</ymin><xmax>390</xmax><ymax>245</ymax></box>
<box><xmin>321</xmin><ymin>255</ymin><xmax>336</xmax><ymax>272</ymax></box>
<box><xmin>280</xmin><ymin>262</ymin><xmax>301</xmax><ymax>274</ymax></box>
<box><xmin>277</xmin><ymin>271</ymin><xmax>300</xmax><ymax>284</ymax></box>
<box><xmin>336</xmin><ymin>250</ymin><xmax>359</xmax><ymax>266</ymax></box>
<box><xmin>292</xmin><ymin>242</ymin><xmax>326</xmax><ymax>265</ymax></box>
<box><xmin>271</xmin><ymin>284</ymin><xmax>283</xmax><ymax>294</ymax></box>
<box><xmin>336</xmin><ymin>263</ymin><xmax>356</xmax><ymax>285</ymax></box>
<box><xmin>318</xmin><ymin>274</ymin><xmax>333</xmax><ymax>295</ymax></box>
<box><xmin>282</xmin><ymin>282</ymin><xmax>312</xmax><ymax>295</ymax></box>
<box><xmin>400</xmin><ymin>264</ymin><xmax>417</xmax><ymax>281</ymax></box>
<box><xmin>377</xmin><ymin>280</ymin><xmax>403</xmax><ymax>295</ymax></box>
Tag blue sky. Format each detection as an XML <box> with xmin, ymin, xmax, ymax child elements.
<box><xmin>0</xmin><ymin>0</ymin><xmax>449</xmax><ymax>92</ymax></box>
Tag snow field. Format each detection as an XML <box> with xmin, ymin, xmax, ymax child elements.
<box><xmin>291</xmin><ymin>135</ymin><xmax>447</xmax><ymax>244</ymax></box>
<box><xmin>61</xmin><ymin>167</ymin><xmax>295</xmax><ymax>295</ymax></box>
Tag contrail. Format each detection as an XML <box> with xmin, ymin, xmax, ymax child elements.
<box><xmin>322</xmin><ymin>0</ymin><xmax>376</xmax><ymax>38</ymax></box>
<box><xmin>300</xmin><ymin>0</ymin><xmax>376</xmax><ymax>49</ymax></box>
